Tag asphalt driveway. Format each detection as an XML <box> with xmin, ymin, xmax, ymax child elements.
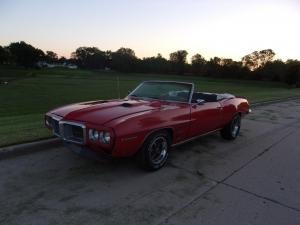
<box><xmin>1</xmin><ymin>99</ymin><xmax>300</xmax><ymax>225</ymax></box>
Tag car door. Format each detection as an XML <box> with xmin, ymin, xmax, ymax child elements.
<box><xmin>189</xmin><ymin>101</ymin><xmax>222</xmax><ymax>137</ymax></box>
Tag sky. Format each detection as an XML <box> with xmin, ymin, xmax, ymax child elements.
<box><xmin>0</xmin><ymin>0</ymin><xmax>299</xmax><ymax>61</ymax></box>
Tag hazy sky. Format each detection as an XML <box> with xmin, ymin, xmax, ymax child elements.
<box><xmin>0</xmin><ymin>0</ymin><xmax>299</xmax><ymax>61</ymax></box>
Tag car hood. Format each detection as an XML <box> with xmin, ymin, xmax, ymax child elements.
<box><xmin>49</xmin><ymin>99</ymin><xmax>162</xmax><ymax>125</ymax></box>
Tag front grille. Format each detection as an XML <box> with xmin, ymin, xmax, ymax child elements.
<box><xmin>60</xmin><ymin>122</ymin><xmax>86</xmax><ymax>145</ymax></box>
<box><xmin>52</xmin><ymin>118</ymin><xmax>60</xmax><ymax>136</ymax></box>
<box><xmin>46</xmin><ymin>115</ymin><xmax>62</xmax><ymax>136</ymax></box>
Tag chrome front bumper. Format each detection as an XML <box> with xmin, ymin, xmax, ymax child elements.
<box><xmin>64</xmin><ymin>142</ymin><xmax>112</xmax><ymax>160</ymax></box>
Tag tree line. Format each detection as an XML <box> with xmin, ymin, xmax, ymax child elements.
<box><xmin>0</xmin><ymin>41</ymin><xmax>299</xmax><ymax>86</ymax></box>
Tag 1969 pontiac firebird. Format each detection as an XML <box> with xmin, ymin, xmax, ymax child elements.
<box><xmin>45</xmin><ymin>81</ymin><xmax>251</xmax><ymax>170</ymax></box>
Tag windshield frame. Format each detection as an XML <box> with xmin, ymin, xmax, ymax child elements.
<box><xmin>127</xmin><ymin>81</ymin><xmax>194</xmax><ymax>104</ymax></box>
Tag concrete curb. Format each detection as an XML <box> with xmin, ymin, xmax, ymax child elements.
<box><xmin>251</xmin><ymin>96</ymin><xmax>300</xmax><ymax>108</ymax></box>
<box><xmin>1</xmin><ymin>96</ymin><xmax>299</xmax><ymax>160</ymax></box>
<box><xmin>0</xmin><ymin>138</ymin><xmax>62</xmax><ymax>160</ymax></box>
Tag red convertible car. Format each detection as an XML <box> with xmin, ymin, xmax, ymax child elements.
<box><xmin>45</xmin><ymin>81</ymin><xmax>250</xmax><ymax>170</ymax></box>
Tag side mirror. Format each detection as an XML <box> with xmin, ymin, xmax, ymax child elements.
<box><xmin>196</xmin><ymin>99</ymin><xmax>205</xmax><ymax>105</ymax></box>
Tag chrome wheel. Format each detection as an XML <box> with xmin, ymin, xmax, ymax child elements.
<box><xmin>221</xmin><ymin>114</ymin><xmax>242</xmax><ymax>140</ymax></box>
<box><xmin>231</xmin><ymin>116</ymin><xmax>241</xmax><ymax>138</ymax></box>
<box><xmin>149</xmin><ymin>136</ymin><xmax>168</xmax><ymax>165</ymax></box>
<box><xmin>137</xmin><ymin>131</ymin><xmax>170</xmax><ymax>170</ymax></box>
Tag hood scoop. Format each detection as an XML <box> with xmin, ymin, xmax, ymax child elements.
<box><xmin>121</xmin><ymin>102</ymin><xmax>133</xmax><ymax>107</ymax></box>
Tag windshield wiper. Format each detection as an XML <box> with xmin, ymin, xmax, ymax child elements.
<box><xmin>147</xmin><ymin>96</ymin><xmax>160</xmax><ymax>100</ymax></box>
<box><xmin>129</xmin><ymin>95</ymin><xmax>160</xmax><ymax>100</ymax></box>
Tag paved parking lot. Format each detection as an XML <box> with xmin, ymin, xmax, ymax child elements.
<box><xmin>1</xmin><ymin>99</ymin><xmax>300</xmax><ymax>225</ymax></box>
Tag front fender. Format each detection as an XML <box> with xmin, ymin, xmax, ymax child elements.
<box><xmin>106</xmin><ymin>104</ymin><xmax>191</xmax><ymax>157</ymax></box>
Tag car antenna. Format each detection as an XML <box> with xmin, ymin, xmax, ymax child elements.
<box><xmin>117</xmin><ymin>75</ymin><xmax>120</xmax><ymax>99</ymax></box>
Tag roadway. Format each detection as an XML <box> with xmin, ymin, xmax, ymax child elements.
<box><xmin>1</xmin><ymin>99</ymin><xmax>300</xmax><ymax>225</ymax></box>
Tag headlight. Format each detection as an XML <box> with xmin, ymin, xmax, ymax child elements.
<box><xmin>89</xmin><ymin>129</ymin><xmax>99</xmax><ymax>141</ymax></box>
<box><xmin>45</xmin><ymin>116</ymin><xmax>52</xmax><ymax>127</ymax></box>
<box><xmin>100</xmin><ymin>131</ymin><xmax>111</xmax><ymax>144</ymax></box>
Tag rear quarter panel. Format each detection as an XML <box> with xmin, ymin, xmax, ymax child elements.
<box><xmin>220</xmin><ymin>97</ymin><xmax>250</xmax><ymax>126</ymax></box>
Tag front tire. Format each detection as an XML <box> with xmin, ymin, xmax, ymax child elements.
<box><xmin>221</xmin><ymin>114</ymin><xmax>241</xmax><ymax>140</ymax></box>
<box><xmin>137</xmin><ymin>131</ymin><xmax>170</xmax><ymax>171</ymax></box>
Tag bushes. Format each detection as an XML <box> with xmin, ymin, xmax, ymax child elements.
<box><xmin>285</xmin><ymin>64</ymin><xmax>300</xmax><ymax>86</ymax></box>
<box><xmin>1</xmin><ymin>41</ymin><xmax>300</xmax><ymax>87</ymax></box>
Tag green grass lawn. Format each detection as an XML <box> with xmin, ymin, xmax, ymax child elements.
<box><xmin>1</xmin><ymin>66</ymin><xmax>300</xmax><ymax>147</ymax></box>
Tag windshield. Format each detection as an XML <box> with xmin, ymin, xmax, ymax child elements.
<box><xmin>129</xmin><ymin>82</ymin><xmax>192</xmax><ymax>103</ymax></box>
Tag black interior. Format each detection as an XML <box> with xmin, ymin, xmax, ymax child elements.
<box><xmin>192</xmin><ymin>92</ymin><xmax>218</xmax><ymax>103</ymax></box>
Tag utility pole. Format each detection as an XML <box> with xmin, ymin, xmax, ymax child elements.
<box><xmin>117</xmin><ymin>76</ymin><xmax>120</xmax><ymax>99</ymax></box>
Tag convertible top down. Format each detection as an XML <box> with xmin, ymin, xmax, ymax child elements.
<box><xmin>45</xmin><ymin>81</ymin><xmax>250</xmax><ymax>170</ymax></box>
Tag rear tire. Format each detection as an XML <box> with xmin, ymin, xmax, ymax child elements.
<box><xmin>136</xmin><ymin>131</ymin><xmax>170</xmax><ymax>171</ymax></box>
<box><xmin>221</xmin><ymin>114</ymin><xmax>241</xmax><ymax>140</ymax></box>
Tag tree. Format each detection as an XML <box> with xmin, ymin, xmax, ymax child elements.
<box><xmin>219</xmin><ymin>58</ymin><xmax>233</xmax><ymax>66</ymax></box>
<box><xmin>169</xmin><ymin>50</ymin><xmax>188</xmax><ymax>75</ymax></box>
<box><xmin>285</xmin><ymin>60</ymin><xmax>300</xmax><ymax>86</ymax></box>
<box><xmin>45</xmin><ymin>51</ymin><xmax>58</xmax><ymax>63</ymax></box>
<box><xmin>105</xmin><ymin>50</ymin><xmax>113</xmax><ymax>69</ymax></box>
<box><xmin>191</xmin><ymin>54</ymin><xmax>206</xmax><ymax>75</ymax></box>
<box><xmin>138</xmin><ymin>54</ymin><xmax>171</xmax><ymax>74</ymax></box>
<box><xmin>204</xmin><ymin>57</ymin><xmax>221</xmax><ymax>77</ymax></box>
<box><xmin>219</xmin><ymin>58</ymin><xmax>241</xmax><ymax>78</ymax></box>
<box><xmin>0</xmin><ymin>45</ymin><xmax>11</xmax><ymax>64</ymax></box>
<box><xmin>255</xmin><ymin>60</ymin><xmax>286</xmax><ymax>81</ymax></box>
<box><xmin>72</xmin><ymin>47</ymin><xmax>106</xmax><ymax>69</ymax></box>
<box><xmin>7</xmin><ymin>41</ymin><xmax>44</xmax><ymax>68</ymax></box>
<box><xmin>111</xmin><ymin>47</ymin><xmax>137</xmax><ymax>72</ymax></box>
<box><xmin>242</xmin><ymin>49</ymin><xmax>275</xmax><ymax>71</ymax></box>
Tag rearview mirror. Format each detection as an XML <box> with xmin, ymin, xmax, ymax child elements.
<box><xmin>196</xmin><ymin>99</ymin><xmax>205</xmax><ymax>105</ymax></box>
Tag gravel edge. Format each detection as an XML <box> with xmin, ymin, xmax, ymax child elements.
<box><xmin>0</xmin><ymin>138</ymin><xmax>62</xmax><ymax>160</ymax></box>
